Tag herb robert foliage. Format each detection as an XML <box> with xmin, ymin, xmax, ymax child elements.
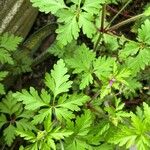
<box><xmin>1</xmin><ymin>0</ymin><xmax>150</xmax><ymax>150</ymax></box>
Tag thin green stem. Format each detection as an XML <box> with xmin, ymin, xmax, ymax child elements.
<box><xmin>107</xmin><ymin>13</ymin><xmax>144</xmax><ymax>31</ymax></box>
<box><xmin>94</xmin><ymin>4</ymin><xmax>106</xmax><ymax>51</ymax></box>
<box><xmin>60</xmin><ymin>140</ymin><xmax>65</xmax><ymax>150</ymax></box>
<box><xmin>105</xmin><ymin>0</ymin><xmax>132</xmax><ymax>29</ymax></box>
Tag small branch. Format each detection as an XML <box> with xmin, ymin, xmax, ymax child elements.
<box><xmin>94</xmin><ymin>4</ymin><xmax>106</xmax><ymax>51</ymax></box>
<box><xmin>105</xmin><ymin>0</ymin><xmax>132</xmax><ymax>29</ymax></box>
<box><xmin>107</xmin><ymin>13</ymin><xmax>144</xmax><ymax>31</ymax></box>
<box><xmin>107</xmin><ymin>5</ymin><xmax>132</xmax><ymax>18</ymax></box>
<box><xmin>31</xmin><ymin>49</ymin><xmax>50</xmax><ymax>67</ymax></box>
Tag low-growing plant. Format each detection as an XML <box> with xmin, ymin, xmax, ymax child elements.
<box><xmin>1</xmin><ymin>0</ymin><xmax>150</xmax><ymax>150</ymax></box>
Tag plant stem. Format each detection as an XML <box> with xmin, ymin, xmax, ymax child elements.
<box><xmin>107</xmin><ymin>13</ymin><xmax>144</xmax><ymax>31</ymax></box>
<box><xmin>60</xmin><ymin>140</ymin><xmax>64</xmax><ymax>150</ymax></box>
<box><xmin>31</xmin><ymin>49</ymin><xmax>50</xmax><ymax>67</ymax></box>
<box><xmin>105</xmin><ymin>0</ymin><xmax>132</xmax><ymax>29</ymax></box>
<box><xmin>94</xmin><ymin>4</ymin><xmax>106</xmax><ymax>51</ymax></box>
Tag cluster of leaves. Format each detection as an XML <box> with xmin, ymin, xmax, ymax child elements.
<box><xmin>0</xmin><ymin>33</ymin><xmax>22</xmax><ymax>94</ymax></box>
<box><xmin>31</xmin><ymin>0</ymin><xmax>107</xmax><ymax>46</ymax></box>
<box><xmin>0</xmin><ymin>58</ymin><xmax>150</xmax><ymax>150</ymax></box>
<box><xmin>0</xmin><ymin>33</ymin><xmax>34</xmax><ymax>95</ymax></box>
<box><xmin>1</xmin><ymin>0</ymin><xmax>150</xmax><ymax>150</ymax></box>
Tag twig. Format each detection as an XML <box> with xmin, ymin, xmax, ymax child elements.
<box><xmin>106</xmin><ymin>13</ymin><xmax>144</xmax><ymax>31</ymax></box>
<box><xmin>105</xmin><ymin>0</ymin><xmax>132</xmax><ymax>29</ymax></box>
<box><xmin>94</xmin><ymin>4</ymin><xmax>106</xmax><ymax>51</ymax></box>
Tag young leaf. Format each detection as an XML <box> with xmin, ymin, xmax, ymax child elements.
<box><xmin>45</xmin><ymin>59</ymin><xmax>72</xmax><ymax>98</ymax></box>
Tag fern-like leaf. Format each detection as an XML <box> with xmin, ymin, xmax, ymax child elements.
<box><xmin>30</xmin><ymin>0</ymin><xmax>67</xmax><ymax>14</ymax></box>
<box><xmin>45</xmin><ymin>59</ymin><xmax>72</xmax><ymax>98</ymax></box>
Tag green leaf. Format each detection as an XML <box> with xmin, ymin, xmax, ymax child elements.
<box><xmin>0</xmin><ymin>114</ymin><xmax>7</xmax><ymax>128</ymax></box>
<box><xmin>66</xmin><ymin>110</ymin><xmax>93</xmax><ymax>150</ymax></box>
<box><xmin>50</xmin><ymin>129</ymin><xmax>73</xmax><ymax>140</ymax></box>
<box><xmin>32</xmin><ymin>108</ymin><xmax>52</xmax><ymax>125</ymax></box>
<box><xmin>114</xmin><ymin>68</ymin><xmax>131</xmax><ymax>85</ymax></box>
<box><xmin>94</xmin><ymin>56</ymin><xmax>115</xmax><ymax>79</ymax></box>
<box><xmin>56</xmin><ymin>15</ymin><xmax>80</xmax><ymax>46</ymax></box>
<box><xmin>13</xmin><ymin>87</ymin><xmax>49</xmax><ymax>110</ymax></box>
<box><xmin>0</xmin><ymin>33</ymin><xmax>22</xmax><ymax>51</ymax></box>
<box><xmin>30</xmin><ymin>0</ymin><xmax>67</xmax><ymax>14</ymax></box>
<box><xmin>0</xmin><ymin>71</ymin><xmax>8</xmax><ymax>94</ymax></box>
<box><xmin>57</xmin><ymin>94</ymin><xmax>89</xmax><ymax>111</ymax></box>
<box><xmin>54</xmin><ymin>94</ymin><xmax>89</xmax><ymax>121</ymax></box>
<box><xmin>66</xmin><ymin>139</ymin><xmax>92</xmax><ymax>150</ymax></box>
<box><xmin>0</xmin><ymin>83</ymin><xmax>5</xmax><ymax>94</ymax></box>
<box><xmin>109</xmin><ymin>102</ymin><xmax>150</xmax><ymax>149</ymax></box>
<box><xmin>0</xmin><ymin>48</ymin><xmax>14</xmax><ymax>64</ymax></box>
<box><xmin>80</xmin><ymin>73</ymin><xmax>93</xmax><ymax>89</ymax></box>
<box><xmin>45</xmin><ymin>59</ymin><xmax>72</xmax><ymax>98</ymax></box>
<box><xmin>126</xmin><ymin>47</ymin><xmax>150</xmax><ymax>74</ymax></box>
<box><xmin>4</xmin><ymin>125</ymin><xmax>16</xmax><ymax>146</ymax></box>
<box><xmin>119</xmin><ymin>42</ymin><xmax>140</xmax><ymax>60</ymax></box>
<box><xmin>0</xmin><ymin>92</ymin><xmax>21</xmax><ymax>115</ymax></box>
<box><xmin>103</xmin><ymin>34</ymin><xmax>119</xmax><ymax>51</ymax></box>
<box><xmin>82</xmin><ymin>0</ymin><xmax>104</xmax><ymax>14</ymax></box>
<box><xmin>144</xmin><ymin>7</ymin><xmax>150</xmax><ymax>16</ymax></box>
<box><xmin>138</xmin><ymin>19</ymin><xmax>150</xmax><ymax>45</ymax></box>
<box><xmin>0</xmin><ymin>71</ymin><xmax>8</xmax><ymax>81</ymax></box>
<box><xmin>16</xmin><ymin>119</ymin><xmax>35</xmax><ymax>131</ymax></box>
<box><xmin>55</xmin><ymin>107</ymin><xmax>75</xmax><ymax>120</ymax></box>
<box><xmin>16</xmin><ymin>129</ymin><xmax>36</xmax><ymax>142</ymax></box>
<box><xmin>66</xmin><ymin>44</ymin><xmax>95</xmax><ymax>73</ymax></box>
<box><xmin>76</xmin><ymin>110</ymin><xmax>92</xmax><ymax>136</ymax></box>
<box><xmin>66</xmin><ymin>45</ymin><xmax>95</xmax><ymax>88</ymax></box>
<box><xmin>71</xmin><ymin>0</ymin><xmax>82</xmax><ymax>4</ymax></box>
<box><xmin>68</xmin><ymin>110</ymin><xmax>92</xmax><ymax>136</ymax></box>
<box><xmin>79</xmin><ymin>12</ymin><xmax>96</xmax><ymax>38</ymax></box>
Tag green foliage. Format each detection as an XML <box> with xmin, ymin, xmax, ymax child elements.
<box><xmin>1</xmin><ymin>0</ymin><xmax>150</xmax><ymax>149</ymax></box>
<box><xmin>119</xmin><ymin>19</ymin><xmax>150</xmax><ymax>75</ymax></box>
<box><xmin>109</xmin><ymin>103</ymin><xmax>150</xmax><ymax>150</ymax></box>
<box><xmin>16</xmin><ymin>115</ymin><xmax>73</xmax><ymax>150</ymax></box>
<box><xmin>30</xmin><ymin>0</ymin><xmax>105</xmax><ymax>46</ymax></box>
<box><xmin>0</xmin><ymin>33</ymin><xmax>22</xmax><ymax>65</ymax></box>
<box><xmin>45</xmin><ymin>59</ymin><xmax>72</xmax><ymax>98</ymax></box>
<box><xmin>0</xmin><ymin>33</ymin><xmax>22</xmax><ymax>94</ymax></box>
<box><xmin>0</xmin><ymin>71</ymin><xmax>8</xmax><ymax>94</ymax></box>
<box><xmin>65</xmin><ymin>110</ymin><xmax>93</xmax><ymax>150</ymax></box>
<box><xmin>0</xmin><ymin>92</ymin><xmax>33</xmax><ymax>146</ymax></box>
<box><xmin>66</xmin><ymin>44</ymin><xmax>95</xmax><ymax>89</ymax></box>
